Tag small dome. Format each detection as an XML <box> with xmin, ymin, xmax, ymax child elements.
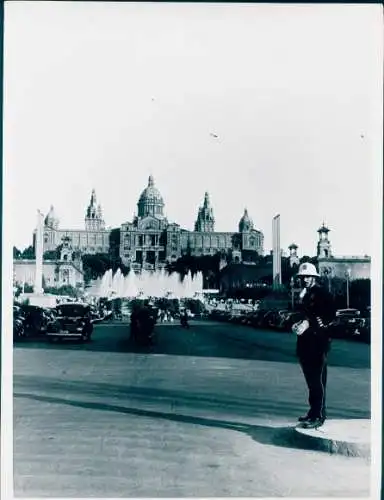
<box><xmin>44</xmin><ymin>205</ymin><xmax>59</xmax><ymax>228</ymax></box>
<box><xmin>318</xmin><ymin>223</ymin><xmax>330</xmax><ymax>233</ymax></box>
<box><xmin>138</xmin><ymin>175</ymin><xmax>164</xmax><ymax>205</ymax></box>
<box><xmin>239</xmin><ymin>208</ymin><xmax>254</xmax><ymax>232</ymax></box>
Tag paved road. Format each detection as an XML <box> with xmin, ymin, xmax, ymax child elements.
<box><xmin>13</xmin><ymin>320</ymin><xmax>371</xmax><ymax>497</ymax></box>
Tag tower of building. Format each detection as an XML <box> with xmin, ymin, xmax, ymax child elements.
<box><xmin>317</xmin><ymin>223</ymin><xmax>332</xmax><ymax>258</ymax></box>
<box><xmin>137</xmin><ymin>175</ymin><xmax>165</xmax><ymax>219</ymax></box>
<box><xmin>60</xmin><ymin>236</ymin><xmax>73</xmax><ymax>261</ymax></box>
<box><xmin>194</xmin><ymin>192</ymin><xmax>215</xmax><ymax>232</ymax></box>
<box><xmin>85</xmin><ymin>189</ymin><xmax>105</xmax><ymax>231</ymax></box>
<box><xmin>44</xmin><ymin>205</ymin><xmax>59</xmax><ymax>230</ymax></box>
<box><xmin>238</xmin><ymin>208</ymin><xmax>254</xmax><ymax>233</ymax></box>
<box><xmin>288</xmin><ymin>243</ymin><xmax>300</xmax><ymax>267</ymax></box>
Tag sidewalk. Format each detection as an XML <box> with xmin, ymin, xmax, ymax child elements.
<box><xmin>294</xmin><ymin>418</ymin><xmax>370</xmax><ymax>457</ymax></box>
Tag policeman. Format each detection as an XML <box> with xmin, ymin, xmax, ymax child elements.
<box><xmin>292</xmin><ymin>262</ymin><xmax>336</xmax><ymax>429</ymax></box>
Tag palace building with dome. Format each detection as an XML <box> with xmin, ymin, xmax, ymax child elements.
<box><xmin>37</xmin><ymin>175</ymin><xmax>265</xmax><ymax>272</ymax></box>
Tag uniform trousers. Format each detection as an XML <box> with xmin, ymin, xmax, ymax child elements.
<box><xmin>297</xmin><ymin>333</ymin><xmax>330</xmax><ymax>420</ymax></box>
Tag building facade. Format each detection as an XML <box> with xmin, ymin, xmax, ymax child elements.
<box><xmin>14</xmin><ymin>260</ymin><xmax>84</xmax><ymax>290</ymax></box>
<box><xmin>289</xmin><ymin>224</ymin><xmax>371</xmax><ymax>280</ymax></box>
<box><xmin>14</xmin><ymin>237</ymin><xmax>85</xmax><ymax>290</ymax></box>
<box><xmin>315</xmin><ymin>224</ymin><xmax>371</xmax><ymax>280</ymax></box>
<box><xmin>37</xmin><ymin>189</ymin><xmax>111</xmax><ymax>255</ymax></box>
<box><xmin>37</xmin><ymin>177</ymin><xmax>264</xmax><ymax>271</ymax></box>
<box><xmin>119</xmin><ymin>176</ymin><xmax>264</xmax><ymax>270</ymax></box>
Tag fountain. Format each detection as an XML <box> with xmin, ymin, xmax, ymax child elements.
<box><xmin>88</xmin><ymin>267</ymin><xmax>204</xmax><ymax>300</ymax></box>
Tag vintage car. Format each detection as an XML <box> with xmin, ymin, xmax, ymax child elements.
<box><xmin>46</xmin><ymin>303</ymin><xmax>93</xmax><ymax>342</ymax></box>
<box><xmin>328</xmin><ymin>308</ymin><xmax>364</xmax><ymax>340</ymax></box>
<box><xmin>13</xmin><ymin>305</ymin><xmax>26</xmax><ymax>341</ymax></box>
<box><xmin>278</xmin><ymin>311</ymin><xmax>304</xmax><ymax>332</ymax></box>
<box><xmin>18</xmin><ymin>304</ymin><xmax>51</xmax><ymax>337</ymax></box>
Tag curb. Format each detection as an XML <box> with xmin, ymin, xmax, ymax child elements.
<box><xmin>291</xmin><ymin>419</ymin><xmax>370</xmax><ymax>458</ymax></box>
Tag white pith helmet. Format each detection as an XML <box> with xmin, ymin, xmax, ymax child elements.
<box><xmin>297</xmin><ymin>262</ymin><xmax>320</xmax><ymax>277</ymax></box>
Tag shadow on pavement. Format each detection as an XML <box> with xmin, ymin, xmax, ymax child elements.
<box><xmin>13</xmin><ymin>391</ymin><xmax>322</xmax><ymax>453</ymax></box>
<box><xmin>14</xmin><ymin>373</ymin><xmax>369</xmax><ymax>423</ymax></box>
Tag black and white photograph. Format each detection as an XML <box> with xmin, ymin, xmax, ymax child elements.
<box><xmin>2</xmin><ymin>1</ymin><xmax>383</xmax><ymax>498</ymax></box>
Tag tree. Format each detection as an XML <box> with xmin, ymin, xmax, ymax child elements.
<box><xmin>81</xmin><ymin>252</ymin><xmax>130</xmax><ymax>284</ymax></box>
<box><xmin>241</xmin><ymin>250</ymin><xmax>261</xmax><ymax>264</ymax></box>
<box><xmin>44</xmin><ymin>285</ymin><xmax>79</xmax><ymax>298</ymax></box>
<box><xmin>82</xmin><ymin>253</ymin><xmax>111</xmax><ymax>282</ymax></box>
<box><xmin>13</xmin><ymin>247</ymin><xmax>22</xmax><ymax>259</ymax></box>
<box><xmin>350</xmin><ymin>279</ymin><xmax>370</xmax><ymax>310</ymax></box>
<box><xmin>111</xmin><ymin>257</ymin><xmax>130</xmax><ymax>276</ymax></box>
<box><xmin>43</xmin><ymin>250</ymin><xmax>58</xmax><ymax>261</ymax></box>
<box><xmin>43</xmin><ymin>244</ymin><xmax>65</xmax><ymax>260</ymax></box>
<box><xmin>169</xmin><ymin>252</ymin><xmax>222</xmax><ymax>289</ymax></box>
<box><xmin>20</xmin><ymin>283</ymin><xmax>33</xmax><ymax>293</ymax></box>
<box><xmin>281</xmin><ymin>256</ymin><xmax>297</xmax><ymax>286</ymax></box>
<box><xmin>21</xmin><ymin>245</ymin><xmax>35</xmax><ymax>259</ymax></box>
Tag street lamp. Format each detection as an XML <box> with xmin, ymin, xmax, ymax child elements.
<box><xmin>322</xmin><ymin>267</ymin><xmax>332</xmax><ymax>294</ymax></box>
<box><xmin>290</xmin><ymin>276</ymin><xmax>295</xmax><ymax>310</ymax></box>
<box><xmin>345</xmin><ymin>268</ymin><xmax>351</xmax><ymax>308</ymax></box>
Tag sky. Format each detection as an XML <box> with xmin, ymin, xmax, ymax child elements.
<box><xmin>3</xmin><ymin>2</ymin><xmax>383</xmax><ymax>257</ymax></box>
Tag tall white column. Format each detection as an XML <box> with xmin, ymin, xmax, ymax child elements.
<box><xmin>34</xmin><ymin>210</ymin><xmax>44</xmax><ymax>294</ymax></box>
<box><xmin>272</xmin><ymin>214</ymin><xmax>282</xmax><ymax>289</ymax></box>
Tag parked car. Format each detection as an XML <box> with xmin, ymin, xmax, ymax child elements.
<box><xmin>247</xmin><ymin>310</ymin><xmax>266</xmax><ymax>327</ymax></box>
<box><xmin>263</xmin><ymin>310</ymin><xmax>282</xmax><ymax>329</ymax></box>
<box><xmin>268</xmin><ymin>310</ymin><xmax>290</xmax><ymax>330</ymax></box>
<box><xmin>255</xmin><ymin>310</ymin><xmax>274</xmax><ymax>328</ymax></box>
<box><xmin>46</xmin><ymin>303</ymin><xmax>94</xmax><ymax>342</ymax></box>
<box><xmin>209</xmin><ymin>310</ymin><xmax>230</xmax><ymax>322</ymax></box>
<box><xmin>357</xmin><ymin>315</ymin><xmax>371</xmax><ymax>343</ymax></box>
<box><xmin>336</xmin><ymin>308</ymin><xmax>361</xmax><ymax>321</ymax></box>
<box><xmin>13</xmin><ymin>305</ymin><xmax>26</xmax><ymax>341</ymax></box>
<box><xmin>279</xmin><ymin>311</ymin><xmax>303</xmax><ymax>332</ymax></box>
<box><xmin>329</xmin><ymin>309</ymin><xmax>364</xmax><ymax>340</ymax></box>
<box><xmin>18</xmin><ymin>304</ymin><xmax>51</xmax><ymax>337</ymax></box>
<box><xmin>349</xmin><ymin>310</ymin><xmax>371</xmax><ymax>344</ymax></box>
<box><xmin>89</xmin><ymin>306</ymin><xmax>103</xmax><ymax>323</ymax></box>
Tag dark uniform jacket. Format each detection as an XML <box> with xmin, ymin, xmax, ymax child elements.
<box><xmin>296</xmin><ymin>284</ymin><xmax>336</xmax><ymax>353</ymax></box>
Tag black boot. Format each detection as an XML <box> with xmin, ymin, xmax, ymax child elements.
<box><xmin>298</xmin><ymin>413</ymin><xmax>312</xmax><ymax>422</ymax></box>
<box><xmin>302</xmin><ymin>417</ymin><xmax>324</xmax><ymax>429</ymax></box>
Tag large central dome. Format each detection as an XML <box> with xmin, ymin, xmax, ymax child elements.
<box><xmin>137</xmin><ymin>175</ymin><xmax>165</xmax><ymax>218</ymax></box>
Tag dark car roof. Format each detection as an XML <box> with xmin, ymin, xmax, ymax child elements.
<box><xmin>57</xmin><ymin>302</ymin><xmax>89</xmax><ymax>307</ymax></box>
<box><xmin>56</xmin><ymin>303</ymin><xmax>90</xmax><ymax>312</ymax></box>
<box><xmin>336</xmin><ymin>308</ymin><xmax>360</xmax><ymax>316</ymax></box>
<box><xmin>20</xmin><ymin>304</ymin><xmax>45</xmax><ymax>312</ymax></box>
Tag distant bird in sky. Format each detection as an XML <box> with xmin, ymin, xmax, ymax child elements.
<box><xmin>210</xmin><ymin>132</ymin><xmax>219</xmax><ymax>138</ymax></box>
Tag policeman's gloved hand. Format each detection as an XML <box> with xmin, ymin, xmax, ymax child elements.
<box><xmin>292</xmin><ymin>320</ymin><xmax>310</xmax><ymax>336</ymax></box>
